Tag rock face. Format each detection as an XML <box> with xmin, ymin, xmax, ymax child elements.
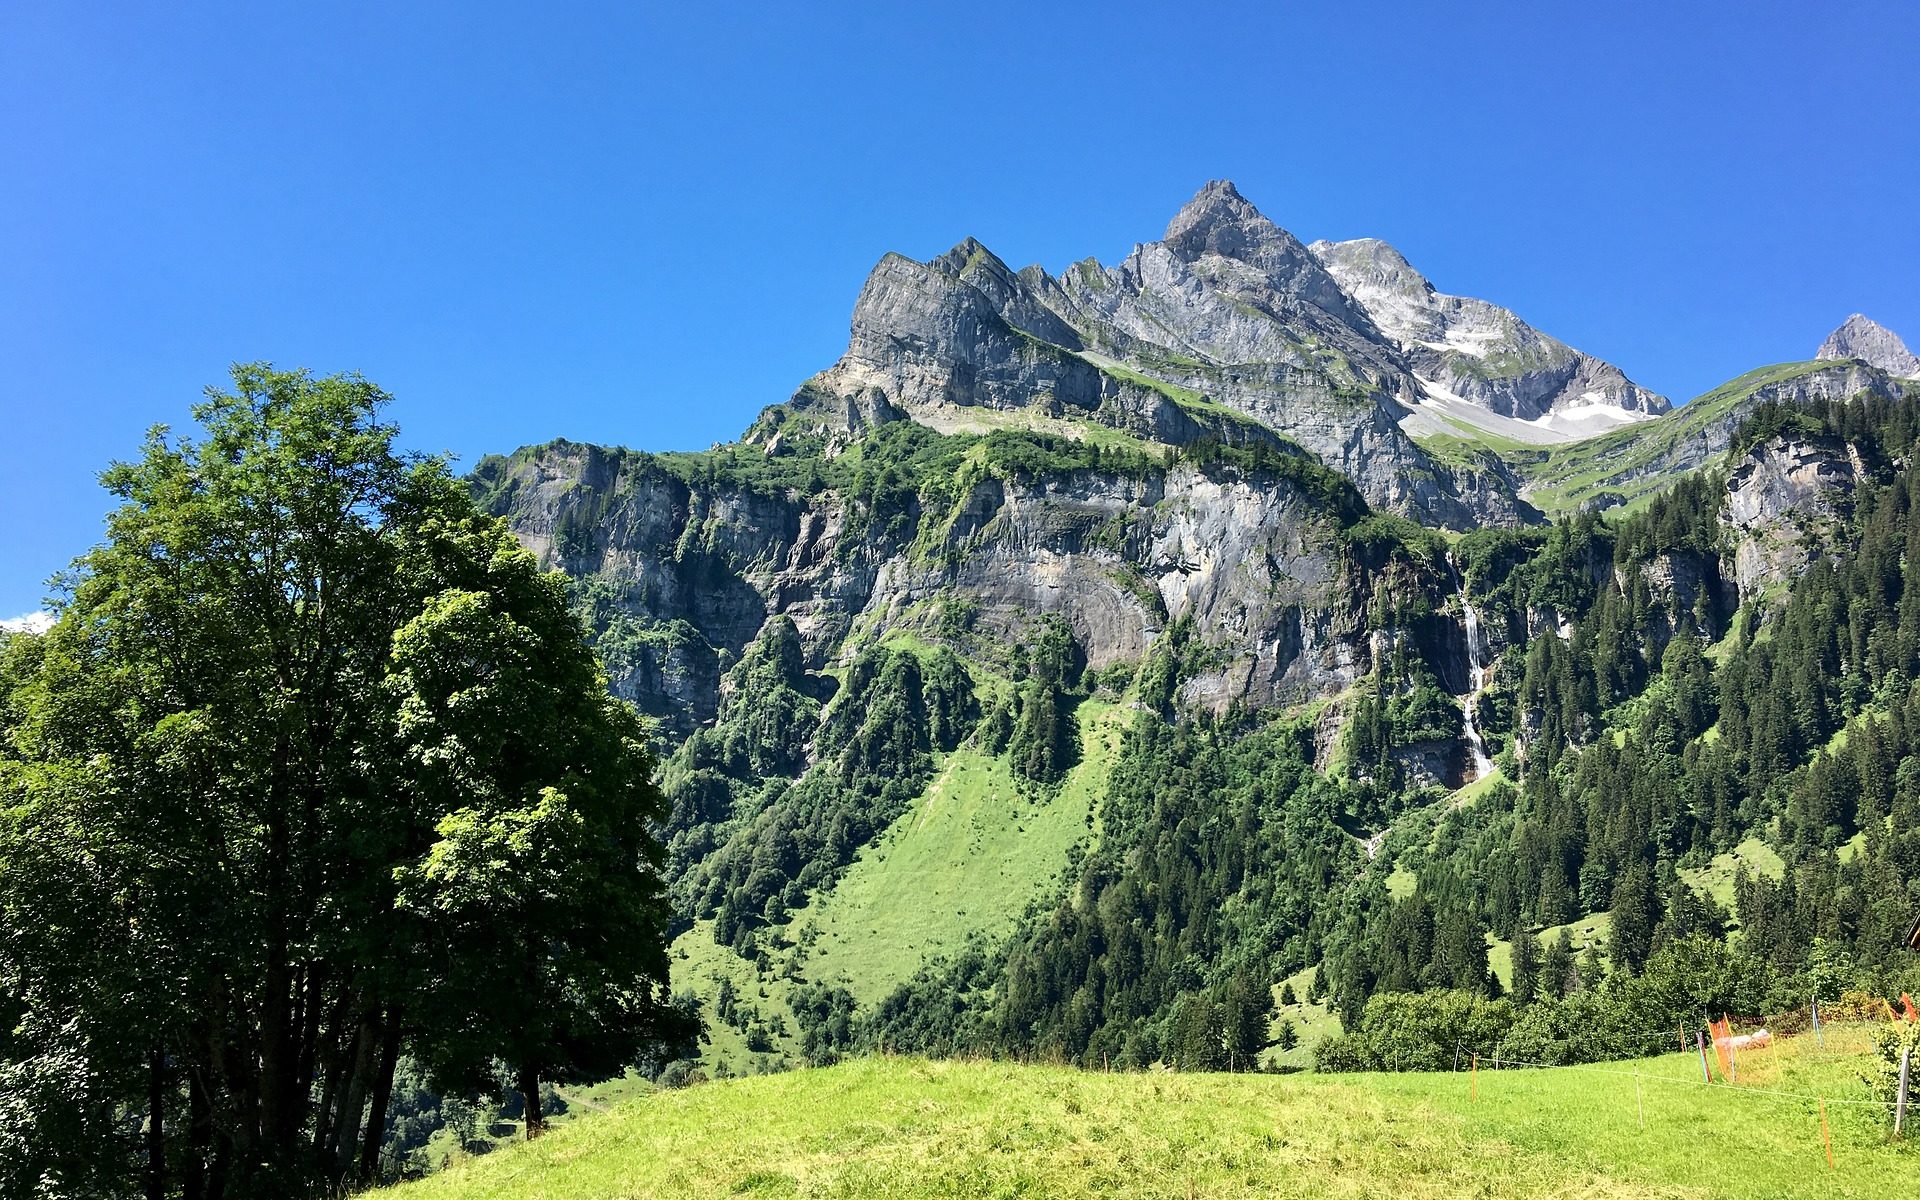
<box><xmin>1818</xmin><ymin>314</ymin><xmax>1920</xmax><ymax>379</ymax></box>
<box><xmin>473</xmin><ymin>182</ymin><xmax>1908</xmax><ymax>764</ymax></box>
<box><xmin>1723</xmin><ymin>434</ymin><xmax>1859</xmax><ymax>598</ymax></box>
<box><xmin>475</xmin><ymin>441</ymin><xmax>1429</xmax><ymax>734</ymax></box>
<box><xmin>1310</xmin><ymin>237</ymin><xmax>1669</xmax><ymax>430</ymax></box>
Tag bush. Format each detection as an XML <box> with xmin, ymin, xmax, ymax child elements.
<box><xmin>1315</xmin><ymin>990</ymin><xmax>1513</xmax><ymax>1073</ymax></box>
<box><xmin>1311</xmin><ymin>1033</ymin><xmax>1375</xmax><ymax>1073</ymax></box>
<box><xmin>1867</xmin><ymin>1022</ymin><xmax>1920</xmax><ymax>1119</ymax></box>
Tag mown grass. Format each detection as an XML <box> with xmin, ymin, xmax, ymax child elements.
<box><xmin>385</xmin><ymin>1028</ymin><xmax>1911</xmax><ymax>1199</ymax></box>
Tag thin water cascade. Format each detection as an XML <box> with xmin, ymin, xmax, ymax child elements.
<box><xmin>1455</xmin><ymin>564</ymin><xmax>1494</xmax><ymax>782</ymax></box>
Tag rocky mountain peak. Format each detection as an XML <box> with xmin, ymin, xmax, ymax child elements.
<box><xmin>1160</xmin><ymin>180</ymin><xmax>1335</xmax><ymax>282</ymax></box>
<box><xmin>1817</xmin><ymin>314</ymin><xmax>1920</xmax><ymax>378</ymax></box>
<box><xmin>1163</xmin><ymin>180</ymin><xmax>1286</xmax><ymax>257</ymax></box>
<box><xmin>1155</xmin><ymin>180</ymin><xmax>1374</xmax><ymax>332</ymax></box>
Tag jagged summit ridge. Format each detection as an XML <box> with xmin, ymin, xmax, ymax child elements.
<box><xmin>813</xmin><ymin>182</ymin><xmax>1554</xmax><ymax>530</ymax></box>
<box><xmin>1818</xmin><ymin>314</ymin><xmax>1920</xmax><ymax>378</ymax></box>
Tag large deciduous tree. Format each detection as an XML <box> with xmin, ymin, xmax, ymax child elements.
<box><xmin>0</xmin><ymin>365</ymin><xmax>688</xmax><ymax>1198</ymax></box>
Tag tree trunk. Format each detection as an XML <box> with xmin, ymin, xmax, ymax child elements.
<box><xmin>183</xmin><ymin>1064</ymin><xmax>210</xmax><ymax>1200</ymax></box>
<box><xmin>205</xmin><ymin>1129</ymin><xmax>230</xmax><ymax>1200</ymax></box>
<box><xmin>293</xmin><ymin>961</ymin><xmax>324</xmax><ymax>1101</ymax></box>
<box><xmin>519</xmin><ymin>1065</ymin><xmax>545</xmax><ymax>1139</ymax></box>
<box><xmin>328</xmin><ymin>1007</ymin><xmax>376</xmax><ymax>1177</ymax></box>
<box><xmin>259</xmin><ymin>788</ymin><xmax>294</xmax><ymax>1149</ymax></box>
<box><xmin>357</xmin><ymin>1007</ymin><xmax>403</xmax><ymax>1183</ymax></box>
<box><xmin>310</xmin><ymin>977</ymin><xmax>357</xmax><ymax>1153</ymax></box>
<box><xmin>147</xmin><ymin>1046</ymin><xmax>167</xmax><ymax>1200</ymax></box>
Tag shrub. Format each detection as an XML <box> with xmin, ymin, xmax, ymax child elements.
<box><xmin>1315</xmin><ymin>990</ymin><xmax>1513</xmax><ymax>1072</ymax></box>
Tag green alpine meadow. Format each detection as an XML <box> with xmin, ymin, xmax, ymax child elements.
<box><xmin>6</xmin><ymin>10</ymin><xmax>1920</xmax><ymax>1195</ymax></box>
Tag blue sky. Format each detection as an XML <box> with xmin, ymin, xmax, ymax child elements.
<box><xmin>3</xmin><ymin>2</ymin><xmax>1916</xmax><ymax>615</ymax></box>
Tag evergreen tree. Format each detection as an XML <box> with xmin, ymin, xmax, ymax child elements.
<box><xmin>1609</xmin><ymin>861</ymin><xmax>1658</xmax><ymax>973</ymax></box>
<box><xmin>1221</xmin><ymin>973</ymin><xmax>1270</xmax><ymax>1071</ymax></box>
<box><xmin>1509</xmin><ymin>924</ymin><xmax>1541</xmax><ymax>1008</ymax></box>
<box><xmin>1275</xmin><ymin>1018</ymin><xmax>1299</xmax><ymax>1052</ymax></box>
<box><xmin>1541</xmin><ymin>931</ymin><xmax>1575</xmax><ymax>1001</ymax></box>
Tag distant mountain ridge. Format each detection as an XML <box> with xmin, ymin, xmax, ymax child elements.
<box><xmin>1308</xmin><ymin>235</ymin><xmax>1668</xmax><ymax>440</ymax></box>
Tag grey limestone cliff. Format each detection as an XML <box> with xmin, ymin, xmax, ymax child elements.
<box><xmin>1723</xmin><ymin>434</ymin><xmax>1861</xmax><ymax>599</ymax></box>
<box><xmin>475</xmin><ymin>440</ymin><xmax>1427</xmax><ymax>735</ymax></box>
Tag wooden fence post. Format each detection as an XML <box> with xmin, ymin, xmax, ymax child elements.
<box><xmin>1470</xmin><ymin>1053</ymin><xmax>1478</xmax><ymax>1102</ymax></box>
<box><xmin>1635</xmin><ymin>1069</ymin><xmax>1645</xmax><ymax>1129</ymax></box>
<box><xmin>1897</xmin><ymin>1046</ymin><xmax>1912</xmax><ymax>1138</ymax></box>
<box><xmin>1819</xmin><ymin>1098</ymin><xmax>1834</xmax><ymax>1169</ymax></box>
<box><xmin>1696</xmin><ymin>1031</ymin><xmax>1711</xmax><ymax>1084</ymax></box>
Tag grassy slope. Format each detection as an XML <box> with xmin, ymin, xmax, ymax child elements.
<box><xmin>794</xmin><ymin>697</ymin><xmax>1124</xmax><ymax>1005</ymax></box>
<box><xmin>1679</xmin><ymin>836</ymin><xmax>1788</xmax><ymax>912</ymax></box>
<box><xmin>1266</xmin><ymin>965</ymin><xmax>1340</xmax><ymax>1070</ymax></box>
<box><xmin>669</xmin><ymin>695</ymin><xmax>1127</xmax><ymax>1071</ymax></box>
<box><xmin>1488</xmin><ymin>912</ymin><xmax>1613</xmax><ymax>993</ymax></box>
<box><xmin>387</xmin><ymin>1027</ymin><xmax>1910</xmax><ymax>1200</ymax></box>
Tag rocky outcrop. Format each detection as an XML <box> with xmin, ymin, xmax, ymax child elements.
<box><xmin>1618</xmin><ymin>552</ymin><xmax>1734</xmax><ymax>656</ymax></box>
<box><xmin>1723</xmin><ymin>434</ymin><xmax>1859</xmax><ymax>598</ymax></box>
<box><xmin>1309</xmin><ymin>236</ymin><xmax>1668</xmax><ymax>427</ymax></box>
<box><xmin>476</xmin><ymin>441</ymin><xmax>1411</xmax><ymax>733</ymax></box>
<box><xmin>1818</xmin><ymin>314</ymin><xmax>1920</xmax><ymax>379</ymax></box>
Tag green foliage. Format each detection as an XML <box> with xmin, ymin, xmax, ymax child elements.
<box><xmin>0</xmin><ymin>366</ymin><xmax>686</xmax><ymax>1196</ymax></box>
<box><xmin>869</xmin><ymin>704</ymin><xmax>1354</xmax><ymax>1069</ymax></box>
<box><xmin>1006</xmin><ymin>617</ymin><xmax>1082</xmax><ymax>784</ymax></box>
<box><xmin>684</xmin><ymin>642</ymin><xmax>980</xmax><ymax>948</ymax></box>
<box><xmin>1315</xmin><ymin>990</ymin><xmax>1515</xmax><ymax>1072</ymax></box>
<box><xmin>1176</xmin><ymin>438</ymin><xmax>1370</xmax><ymax>526</ymax></box>
<box><xmin>1868</xmin><ymin>1021</ymin><xmax>1920</xmax><ymax>1116</ymax></box>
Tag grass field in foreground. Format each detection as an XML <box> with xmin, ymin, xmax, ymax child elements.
<box><xmin>386</xmin><ymin>1026</ymin><xmax>1911</xmax><ymax>1199</ymax></box>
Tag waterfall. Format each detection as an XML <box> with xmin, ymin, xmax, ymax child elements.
<box><xmin>1455</xmin><ymin>565</ymin><xmax>1494</xmax><ymax>782</ymax></box>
